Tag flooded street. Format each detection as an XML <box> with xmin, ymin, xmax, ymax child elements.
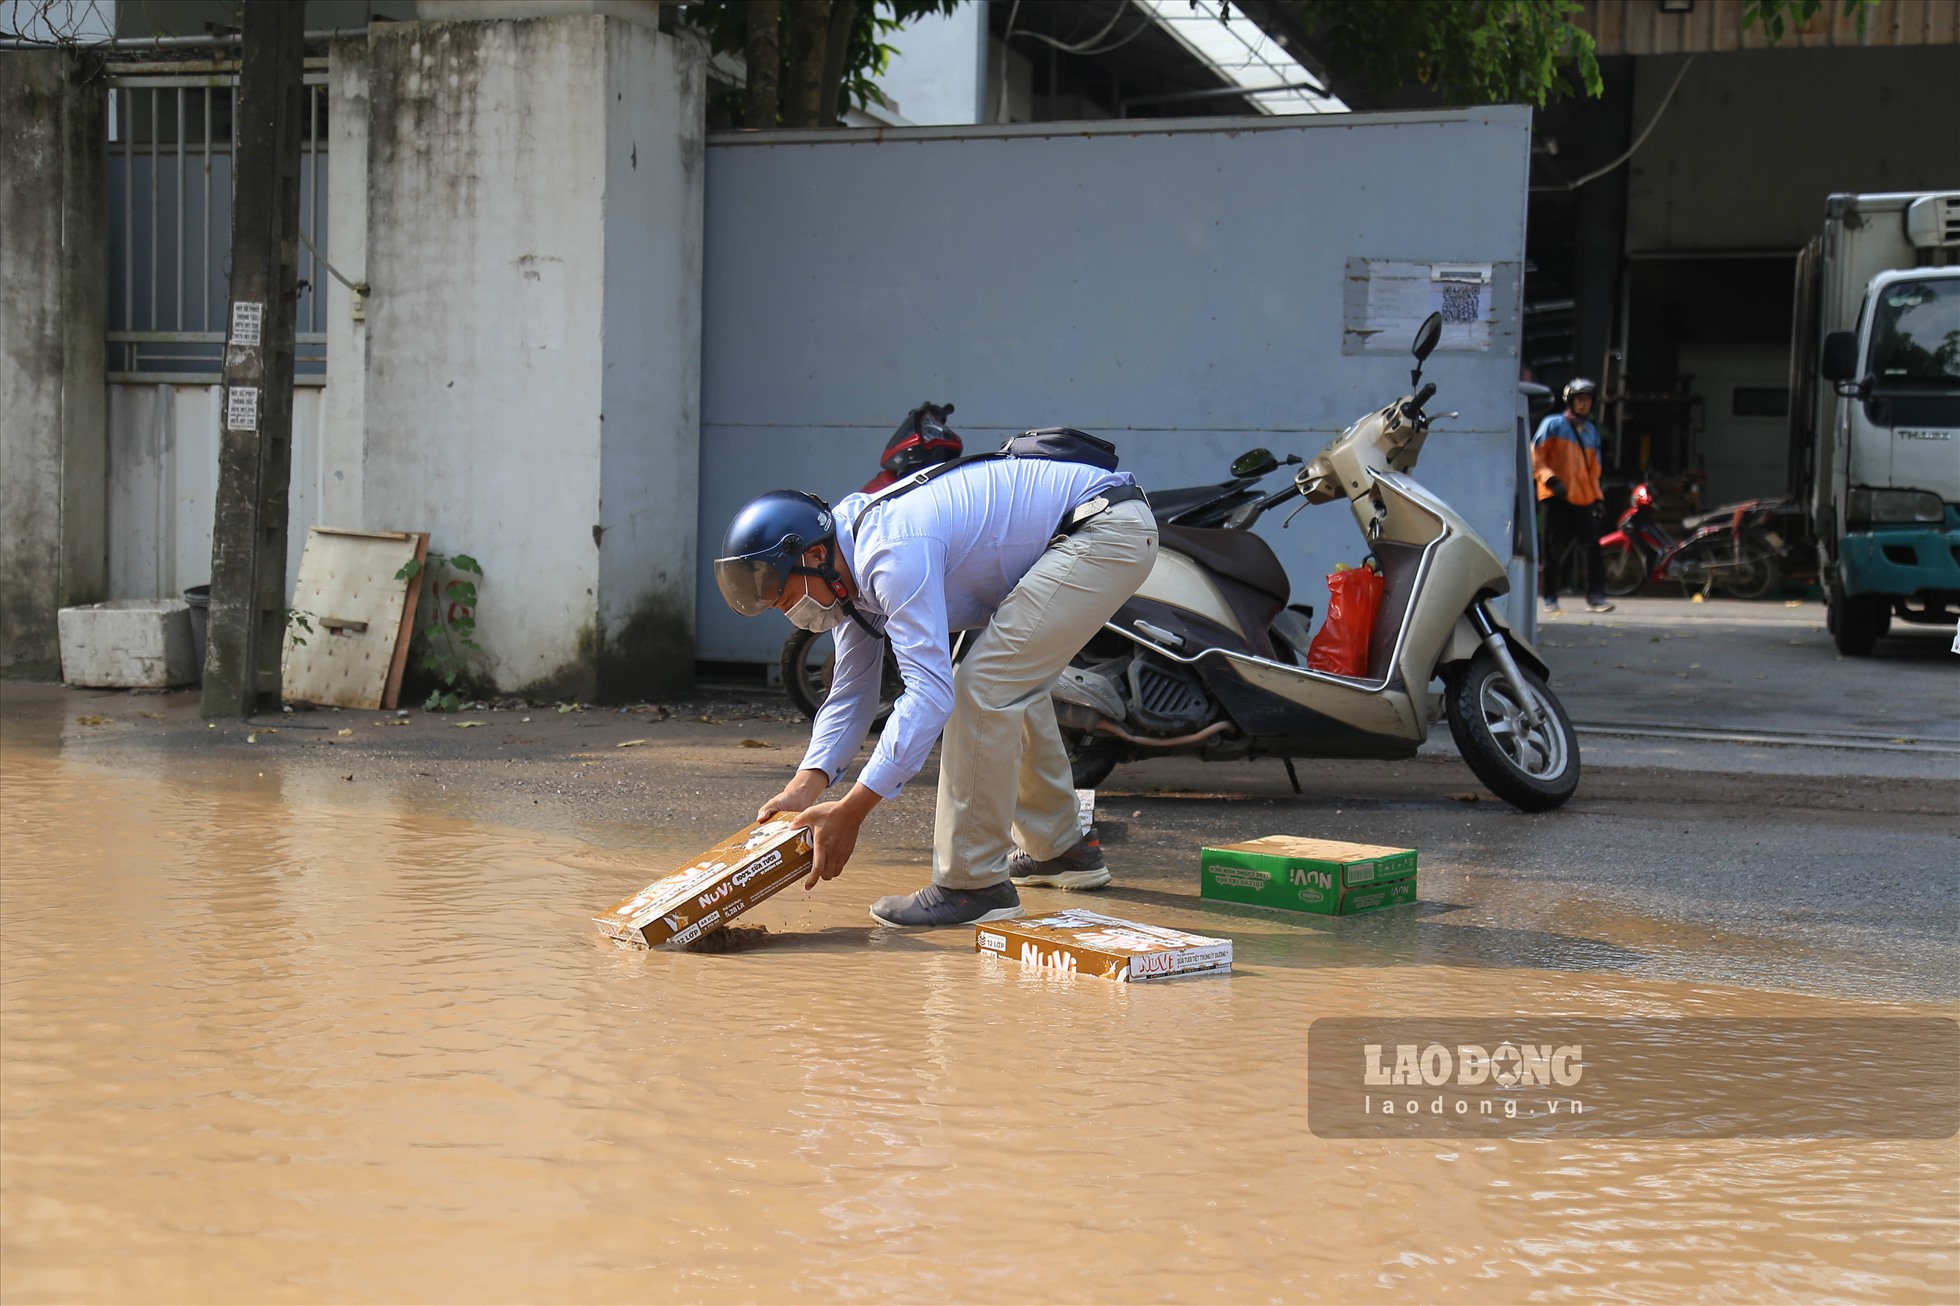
<box><xmin>4</xmin><ymin>703</ymin><xmax>1955</xmax><ymax>1303</ymax></box>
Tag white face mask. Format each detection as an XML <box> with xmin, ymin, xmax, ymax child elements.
<box><xmin>785</xmin><ymin>588</ymin><xmax>845</xmax><ymax>633</ymax></box>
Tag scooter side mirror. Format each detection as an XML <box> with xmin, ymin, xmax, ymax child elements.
<box><xmin>1412</xmin><ymin>311</ymin><xmax>1443</xmax><ymax>365</ymax></box>
<box><xmin>1231</xmin><ymin>448</ymin><xmax>1280</xmax><ymax>478</ymax></box>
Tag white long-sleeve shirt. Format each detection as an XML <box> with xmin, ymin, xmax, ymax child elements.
<box><xmin>798</xmin><ymin>456</ymin><xmax>1134</xmax><ymax>797</ymax></box>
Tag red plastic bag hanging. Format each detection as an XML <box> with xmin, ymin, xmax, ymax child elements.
<box><xmin>1306</xmin><ymin>560</ymin><xmax>1384</xmax><ymax>677</ymax></box>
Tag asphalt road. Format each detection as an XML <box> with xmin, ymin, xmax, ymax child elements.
<box><xmin>1528</xmin><ymin>594</ymin><xmax>1958</xmax><ymax>780</ymax></box>
<box><xmin>6</xmin><ymin>597</ymin><xmax>1954</xmax><ymax>1004</ymax></box>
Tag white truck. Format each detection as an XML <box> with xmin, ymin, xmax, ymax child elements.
<box><xmin>1790</xmin><ymin>191</ymin><xmax>1960</xmax><ymax>655</ymax></box>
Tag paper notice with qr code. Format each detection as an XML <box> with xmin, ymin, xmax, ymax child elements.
<box><xmin>1345</xmin><ymin>259</ymin><xmax>1494</xmax><ymax>353</ymax></box>
<box><xmin>1429</xmin><ymin>265</ymin><xmax>1492</xmax><ymax>349</ymax></box>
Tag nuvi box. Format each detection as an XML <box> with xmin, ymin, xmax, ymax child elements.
<box><xmin>977</xmin><ymin>910</ymin><xmax>1232</xmax><ymax>982</ymax></box>
<box><xmin>595</xmin><ymin>818</ymin><xmax>813</xmax><ymax>948</ymax></box>
<box><xmin>1200</xmin><ymin>836</ymin><xmax>1417</xmax><ymax>916</ymax></box>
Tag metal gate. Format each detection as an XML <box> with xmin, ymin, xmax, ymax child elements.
<box><xmin>105</xmin><ymin>63</ymin><xmax>330</xmax><ymax>382</ymax></box>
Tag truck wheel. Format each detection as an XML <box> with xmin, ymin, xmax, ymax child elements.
<box><xmin>1829</xmin><ymin>590</ymin><xmax>1890</xmax><ymax>656</ymax></box>
<box><xmin>1443</xmin><ymin>649</ymin><xmax>1580</xmax><ymax>812</ymax></box>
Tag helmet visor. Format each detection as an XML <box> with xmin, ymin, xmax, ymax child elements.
<box><xmin>714</xmin><ymin>555</ymin><xmax>788</xmax><ymax>617</ymax></box>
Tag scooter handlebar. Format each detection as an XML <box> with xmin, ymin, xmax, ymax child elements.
<box><xmin>1402</xmin><ymin>382</ymin><xmax>1438</xmax><ymax>419</ymax></box>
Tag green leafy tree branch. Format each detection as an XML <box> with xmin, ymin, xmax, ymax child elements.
<box><xmin>678</xmin><ymin>0</ymin><xmax>961</xmax><ymax>128</ymax></box>
<box><xmin>1258</xmin><ymin>0</ymin><xmax>1875</xmax><ymax>107</ymax></box>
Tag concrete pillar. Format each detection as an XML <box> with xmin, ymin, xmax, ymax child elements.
<box><xmin>323</xmin><ymin>36</ymin><xmax>371</xmax><ymax>531</ymax></box>
<box><xmin>1</xmin><ymin>51</ymin><xmax>107</xmax><ymax>679</ymax></box>
<box><xmin>348</xmin><ymin>12</ymin><xmax>704</xmax><ymax>701</ymax></box>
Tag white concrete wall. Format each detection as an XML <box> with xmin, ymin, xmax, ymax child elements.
<box><xmin>345</xmin><ymin>14</ymin><xmax>703</xmax><ymax>698</ymax></box>
<box><xmin>362</xmin><ymin>17</ymin><xmax>608</xmax><ymax>697</ymax></box>
<box><xmin>324</xmin><ymin>37</ymin><xmax>371</xmax><ymax>531</ymax></box>
<box><xmin>104</xmin><ymin>384</ymin><xmax>327</xmax><ymax>603</ymax></box>
<box><xmin>595</xmin><ymin>18</ymin><xmax>706</xmax><ymax>690</ymax></box>
<box><xmin>1</xmin><ymin>51</ymin><xmax>107</xmax><ymax>679</ymax></box>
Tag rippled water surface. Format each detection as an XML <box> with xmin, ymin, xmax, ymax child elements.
<box><xmin>2</xmin><ymin>744</ymin><xmax>1955</xmax><ymax>1303</ymax></box>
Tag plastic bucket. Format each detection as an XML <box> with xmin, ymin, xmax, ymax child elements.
<box><xmin>183</xmin><ymin>584</ymin><xmax>210</xmax><ymax>679</ymax></box>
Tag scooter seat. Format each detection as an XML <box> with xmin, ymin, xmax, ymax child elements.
<box><xmin>1159</xmin><ymin>524</ymin><xmax>1291</xmax><ymax>603</ymax></box>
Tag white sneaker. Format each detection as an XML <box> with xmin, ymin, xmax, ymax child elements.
<box><xmin>1586</xmin><ymin>600</ymin><xmax>1616</xmax><ymax>614</ymax></box>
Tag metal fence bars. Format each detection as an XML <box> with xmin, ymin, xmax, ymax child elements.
<box><xmin>105</xmin><ymin>65</ymin><xmax>329</xmax><ymax>383</ymax></box>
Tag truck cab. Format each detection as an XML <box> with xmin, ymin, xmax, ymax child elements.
<box><xmin>1794</xmin><ymin>193</ymin><xmax>1960</xmax><ymax>655</ymax></box>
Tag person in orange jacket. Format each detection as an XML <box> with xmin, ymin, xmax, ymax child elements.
<box><xmin>1533</xmin><ymin>378</ymin><xmax>1615</xmax><ymax>614</ymax></box>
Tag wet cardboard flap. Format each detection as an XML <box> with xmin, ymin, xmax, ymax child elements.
<box><xmin>1201</xmin><ymin>835</ymin><xmax>1418</xmax><ymax>916</ymax></box>
<box><xmin>976</xmin><ymin>909</ymin><xmax>1232</xmax><ymax>982</ymax></box>
<box><xmin>594</xmin><ymin>817</ymin><xmax>814</xmax><ymax>949</ymax></box>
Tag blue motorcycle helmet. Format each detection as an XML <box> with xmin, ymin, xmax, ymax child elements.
<box><xmin>714</xmin><ymin>490</ymin><xmax>884</xmax><ymax>636</ymax></box>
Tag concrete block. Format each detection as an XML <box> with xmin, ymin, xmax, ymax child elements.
<box><xmin>57</xmin><ymin>600</ymin><xmax>198</xmax><ymax>688</ymax></box>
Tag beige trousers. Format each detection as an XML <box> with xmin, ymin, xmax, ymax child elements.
<box><xmin>933</xmin><ymin>499</ymin><xmax>1159</xmax><ymax>889</ymax></box>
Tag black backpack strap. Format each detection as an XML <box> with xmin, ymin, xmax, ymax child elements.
<box><xmin>859</xmin><ymin>450</ymin><xmax>1005</xmax><ymax>512</ymax></box>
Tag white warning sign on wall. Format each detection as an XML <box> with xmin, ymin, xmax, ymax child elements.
<box><xmin>226</xmin><ymin>385</ymin><xmax>259</xmax><ymax>432</ymax></box>
<box><xmin>229</xmin><ymin>300</ymin><xmax>264</xmax><ymax>346</ymax></box>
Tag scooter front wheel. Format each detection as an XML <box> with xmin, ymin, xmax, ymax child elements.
<box><xmin>1443</xmin><ymin>649</ymin><xmax>1580</xmax><ymax>812</ymax></box>
<box><xmin>1602</xmin><ymin>541</ymin><xmax>1645</xmax><ymax>597</ymax></box>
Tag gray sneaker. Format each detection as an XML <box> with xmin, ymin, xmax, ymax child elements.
<box><xmin>869</xmin><ymin>881</ymin><xmax>1023</xmax><ymax>929</ymax></box>
<box><xmin>1008</xmin><ymin>830</ymin><xmax>1112</xmax><ymax>890</ymax></box>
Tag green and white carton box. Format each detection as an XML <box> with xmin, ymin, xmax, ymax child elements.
<box><xmin>1200</xmin><ymin>836</ymin><xmax>1418</xmax><ymax>916</ymax></box>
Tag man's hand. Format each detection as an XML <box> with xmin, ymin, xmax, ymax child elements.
<box><xmin>1547</xmin><ymin>475</ymin><xmax>1567</xmax><ymax>499</ymax></box>
<box><xmin>791</xmin><ymin>783</ymin><xmax>882</xmax><ymax>889</ymax></box>
<box><xmin>758</xmin><ymin>768</ymin><xmax>829</xmax><ymax>824</ymax></box>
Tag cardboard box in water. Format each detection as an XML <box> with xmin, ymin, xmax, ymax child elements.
<box><xmin>976</xmin><ymin>909</ymin><xmax>1232</xmax><ymax>982</ymax></box>
<box><xmin>594</xmin><ymin>818</ymin><xmax>814</xmax><ymax>948</ymax></box>
<box><xmin>1200</xmin><ymin>836</ymin><xmax>1418</xmax><ymax>916</ymax></box>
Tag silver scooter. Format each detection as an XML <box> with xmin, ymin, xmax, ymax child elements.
<box><xmin>1054</xmin><ymin>312</ymin><xmax>1580</xmax><ymax>811</ymax></box>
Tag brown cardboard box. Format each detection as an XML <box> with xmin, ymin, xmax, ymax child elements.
<box><xmin>976</xmin><ymin>909</ymin><xmax>1233</xmax><ymax>982</ymax></box>
<box><xmin>593</xmin><ymin>817</ymin><xmax>815</xmax><ymax>949</ymax></box>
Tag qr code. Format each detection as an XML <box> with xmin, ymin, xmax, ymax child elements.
<box><xmin>1439</xmin><ymin>283</ymin><xmax>1483</xmax><ymax>324</ymax></box>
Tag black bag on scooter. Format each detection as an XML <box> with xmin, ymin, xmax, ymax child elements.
<box><xmin>864</xmin><ymin>427</ymin><xmax>1122</xmax><ymax>511</ymax></box>
<box><xmin>1001</xmin><ymin>427</ymin><xmax>1120</xmax><ymax>470</ymax></box>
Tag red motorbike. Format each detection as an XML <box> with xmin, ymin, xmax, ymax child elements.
<box><xmin>1601</xmin><ymin>483</ymin><xmax>1787</xmax><ymax>600</ymax></box>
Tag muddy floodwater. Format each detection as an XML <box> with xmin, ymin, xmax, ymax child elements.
<box><xmin>3</xmin><ymin>736</ymin><xmax>1956</xmax><ymax>1303</ymax></box>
